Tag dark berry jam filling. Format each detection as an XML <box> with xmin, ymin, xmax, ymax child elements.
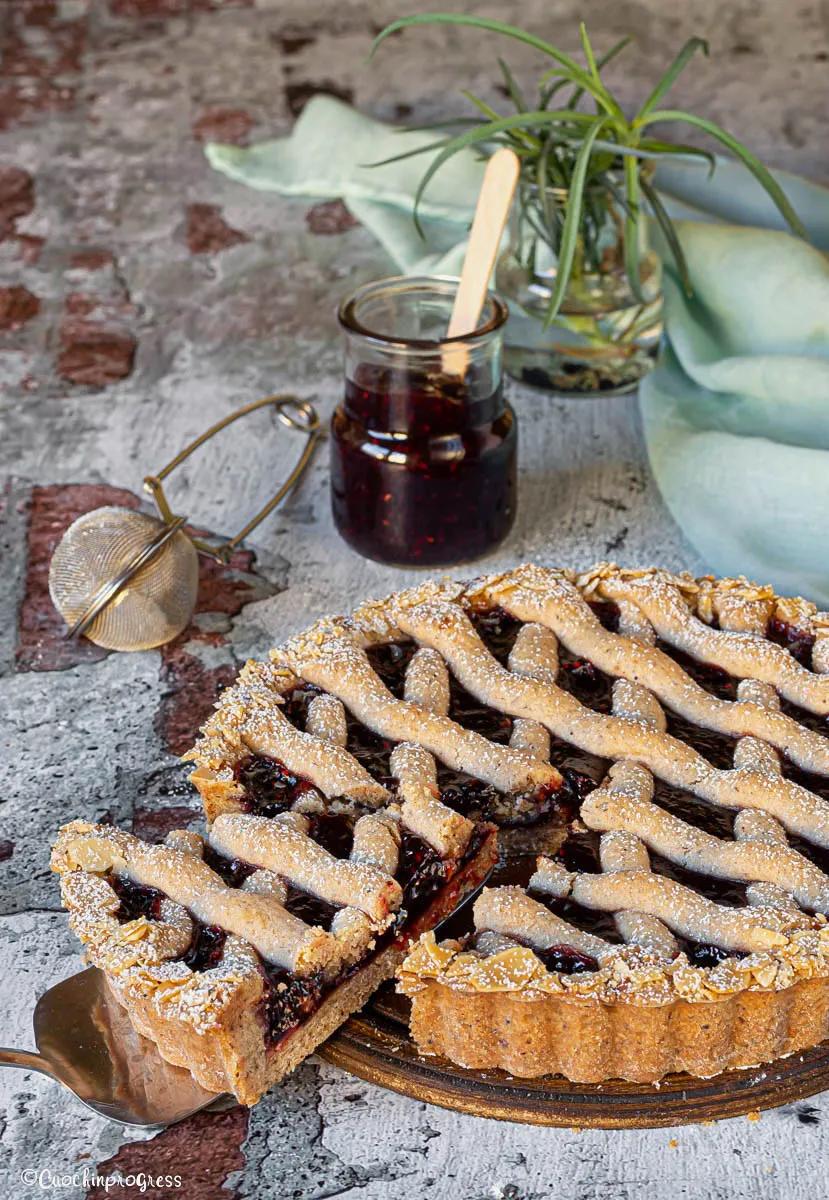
<box><xmin>256</xmin><ymin>824</ymin><xmax>492</xmax><ymax>1047</ymax></box>
<box><xmin>366</xmin><ymin>641</ymin><xmax>419</xmax><ymax>697</ymax></box>
<box><xmin>767</xmin><ymin>618</ymin><xmax>816</xmax><ymax>668</ymax></box>
<box><xmin>259</xmin><ymin>966</ymin><xmax>325</xmax><ymax>1046</ymax></box>
<box><xmin>449</xmin><ymin>678</ymin><xmax>513</xmax><ymax>743</ymax></box>
<box><xmin>687</xmin><ymin>943</ymin><xmax>739</xmax><ymax>969</ymax></box>
<box><xmin>280</xmin><ymin>682</ymin><xmax>323</xmax><ymax>724</ymax></box>
<box><xmin>202</xmin><ymin>843</ymin><xmax>257</xmax><ymax>888</ymax></box>
<box><xmin>780</xmin><ymin>697</ymin><xmax>829</xmax><ymax>739</ymax></box>
<box><xmin>557</xmin><ymin>654</ymin><xmax>614</xmax><ymax>713</ymax></box>
<box><xmin>182</xmin><ymin>922</ymin><xmax>227</xmax><ymax>972</ymax></box>
<box><xmin>655</xmin><ymin>641</ymin><xmax>739</xmax><ymax>701</ymax></box>
<box><xmin>588</xmin><ymin>600</ymin><xmax>621</xmax><ymax>633</ymax></box>
<box><xmin>282</xmin><ymin>887</ymin><xmax>338</xmax><ymax>930</ymax></box>
<box><xmin>109</xmin><ymin>874</ymin><xmax>164</xmax><ymax>922</ymax></box>
<box><xmin>469</xmin><ymin>607</ymin><xmax>522</xmax><ymax>664</ymax></box>
<box><xmin>650</xmin><ymin>781</ymin><xmax>735</xmax><ymax>840</ymax></box>
<box><xmin>664</xmin><ymin>712</ymin><xmax>738</xmax><ymax>770</ymax></box>
<box><xmin>306</xmin><ymin>812</ymin><xmax>354</xmax><ymax>860</ymax></box>
<box><xmin>650</xmin><ymin>853</ymin><xmax>747</xmax><ymax>909</ymax></box>
<box><xmin>236</xmin><ymin>754</ymin><xmax>317</xmax><ymax>817</ymax></box>
<box><xmin>343</xmin><ymin>720</ymin><xmax>396</xmax><ymax>789</ymax></box>
<box><xmin>398</xmin><ymin>831</ymin><xmax>450</xmax><ymax>909</ymax></box>
<box><xmin>534</xmin><ymin>944</ymin><xmax>599</xmax><ymax>975</ymax></box>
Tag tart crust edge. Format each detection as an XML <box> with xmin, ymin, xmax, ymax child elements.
<box><xmin>402</xmin><ymin>964</ymin><xmax>829</xmax><ymax>1083</ymax></box>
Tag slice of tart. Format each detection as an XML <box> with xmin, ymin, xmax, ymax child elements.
<box><xmin>52</xmin><ymin>808</ymin><xmax>495</xmax><ymax>1105</ymax></box>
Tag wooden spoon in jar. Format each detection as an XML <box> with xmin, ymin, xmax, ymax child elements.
<box><xmin>442</xmin><ymin>147</ymin><xmax>521</xmax><ymax>377</ymax></box>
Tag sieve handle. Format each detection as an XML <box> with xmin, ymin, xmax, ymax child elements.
<box><xmin>143</xmin><ymin>395</ymin><xmax>321</xmax><ymax>564</ymax></box>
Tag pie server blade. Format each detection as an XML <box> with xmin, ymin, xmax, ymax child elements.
<box><xmin>0</xmin><ymin>967</ymin><xmax>227</xmax><ymax>1128</ymax></box>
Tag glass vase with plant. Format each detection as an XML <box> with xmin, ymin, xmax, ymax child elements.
<box><xmin>372</xmin><ymin>15</ymin><xmax>806</xmax><ymax>395</ymax></box>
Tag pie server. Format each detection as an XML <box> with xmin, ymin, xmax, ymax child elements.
<box><xmin>0</xmin><ymin>880</ymin><xmax>488</xmax><ymax>1127</ymax></box>
<box><xmin>0</xmin><ymin>967</ymin><xmax>226</xmax><ymax>1128</ymax></box>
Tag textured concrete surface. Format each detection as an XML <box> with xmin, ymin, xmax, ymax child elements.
<box><xmin>1</xmin><ymin>1</ymin><xmax>828</xmax><ymax>1197</ymax></box>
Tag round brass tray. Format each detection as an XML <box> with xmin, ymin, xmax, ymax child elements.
<box><xmin>320</xmin><ymin>987</ymin><xmax>829</xmax><ymax>1129</ymax></box>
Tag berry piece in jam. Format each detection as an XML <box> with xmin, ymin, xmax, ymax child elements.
<box><xmin>109</xmin><ymin>875</ymin><xmax>164</xmax><ymax>923</ymax></box>
<box><xmin>236</xmin><ymin>754</ymin><xmax>316</xmax><ymax>817</ymax></box>
<box><xmin>260</xmin><ymin>966</ymin><xmax>325</xmax><ymax>1045</ymax></box>
<box><xmin>687</xmin><ymin>943</ymin><xmax>732</xmax><ymax>969</ymax></box>
<box><xmin>535</xmin><ymin>944</ymin><xmax>598</xmax><ymax>975</ymax></box>
<box><xmin>767</xmin><ymin>618</ymin><xmax>816</xmax><ymax>668</ymax></box>
<box><xmin>182</xmin><ymin>923</ymin><xmax>227</xmax><ymax>972</ymax></box>
<box><xmin>398</xmin><ymin>831</ymin><xmax>449</xmax><ymax>911</ymax></box>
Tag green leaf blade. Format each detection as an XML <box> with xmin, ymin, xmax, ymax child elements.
<box><xmin>371</xmin><ymin>14</ymin><xmax>623</xmax><ymax>119</ymax></box>
<box><xmin>641</xmin><ymin>109</ymin><xmax>808</xmax><ymax>238</ymax></box>
<box><xmin>543</xmin><ymin>117</ymin><xmax>610</xmax><ymax>326</ymax></box>
<box><xmin>635</xmin><ymin>38</ymin><xmax>709</xmax><ymax>122</ymax></box>
<box><xmin>623</xmin><ymin>154</ymin><xmax>646</xmax><ymax>303</ymax></box>
<box><xmin>640</xmin><ymin>174</ymin><xmax>692</xmax><ymax>295</ymax></box>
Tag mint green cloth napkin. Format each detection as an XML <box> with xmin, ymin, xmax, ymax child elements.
<box><xmin>208</xmin><ymin>96</ymin><xmax>829</xmax><ymax>602</ymax></box>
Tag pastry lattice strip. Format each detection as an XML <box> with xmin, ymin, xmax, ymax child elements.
<box><xmin>580</xmin><ymin>680</ymin><xmax>829</xmax><ymax>910</ymax></box>
<box><xmin>528</xmin><ymin>671</ymin><xmax>826</xmax><ymax>961</ymax></box>
<box><xmin>487</xmin><ymin>609</ymin><xmax>829</xmax><ymax>964</ymax></box>
<box><xmin>575</xmin><ymin>563</ymin><xmax>829</xmax><ymax>712</ymax></box>
<box><xmin>277</xmin><ymin>625</ymin><xmax>560</xmax><ymax>797</ymax></box>
<box><xmin>466</xmin><ymin>564</ymin><xmax>829</xmax><ymax>769</ymax></box>
<box><xmin>185</xmin><ymin>660</ymin><xmax>388</xmax><ymax>809</ymax></box>
<box><xmin>389</xmin><ymin>648</ymin><xmax>474</xmax><ymax>860</ymax></box>
<box><xmin>53</xmin><ymin>819</ymin><xmax>403</xmax><ymax>981</ymax></box>
<box><xmin>378</xmin><ymin>593</ymin><xmax>829</xmax><ymax>849</ymax></box>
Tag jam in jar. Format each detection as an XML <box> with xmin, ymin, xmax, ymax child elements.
<box><xmin>331</xmin><ymin>276</ymin><xmax>517</xmax><ymax>567</ymax></box>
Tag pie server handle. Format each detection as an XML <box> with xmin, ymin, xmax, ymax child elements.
<box><xmin>0</xmin><ymin>1046</ymin><xmax>57</xmax><ymax>1079</ymax></box>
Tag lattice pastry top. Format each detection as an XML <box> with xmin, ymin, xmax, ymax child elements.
<box><xmin>365</xmin><ymin>562</ymin><xmax>829</xmax><ymax>1003</ymax></box>
<box><xmin>183</xmin><ymin>561</ymin><xmax>829</xmax><ymax>1003</ymax></box>
<box><xmin>52</xmin><ymin>810</ymin><xmax>407</xmax><ymax>1025</ymax></box>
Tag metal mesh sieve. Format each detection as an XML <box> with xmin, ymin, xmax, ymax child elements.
<box><xmin>49</xmin><ymin>507</ymin><xmax>200</xmax><ymax>651</ymax></box>
<box><xmin>47</xmin><ymin>395</ymin><xmax>320</xmax><ymax>652</ymax></box>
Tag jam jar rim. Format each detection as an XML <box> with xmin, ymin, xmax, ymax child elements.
<box><xmin>338</xmin><ymin>274</ymin><xmax>509</xmax><ymax>352</ymax></box>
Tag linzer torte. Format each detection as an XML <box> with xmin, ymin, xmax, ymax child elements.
<box><xmin>53</xmin><ymin>562</ymin><xmax>829</xmax><ymax>1099</ymax></box>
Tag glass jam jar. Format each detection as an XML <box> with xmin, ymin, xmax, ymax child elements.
<box><xmin>331</xmin><ymin>276</ymin><xmax>517</xmax><ymax>567</ymax></box>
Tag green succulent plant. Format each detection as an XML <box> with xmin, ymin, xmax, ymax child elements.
<box><xmin>371</xmin><ymin>14</ymin><xmax>807</xmax><ymax>326</ymax></box>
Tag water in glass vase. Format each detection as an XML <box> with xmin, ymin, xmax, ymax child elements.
<box><xmin>496</xmin><ymin>182</ymin><xmax>663</xmax><ymax>396</ymax></box>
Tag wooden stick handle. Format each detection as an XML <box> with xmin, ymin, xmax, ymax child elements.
<box><xmin>442</xmin><ymin>147</ymin><xmax>520</xmax><ymax>375</ymax></box>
